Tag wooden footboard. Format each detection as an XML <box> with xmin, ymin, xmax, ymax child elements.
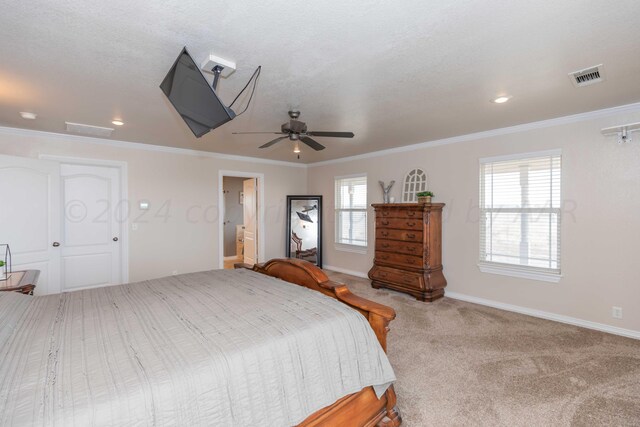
<box><xmin>236</xmin><ymin>258</ymin><xmax>402</xmax><ymax>426</ymax></box>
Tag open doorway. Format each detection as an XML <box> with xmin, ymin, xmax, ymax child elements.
<box><xmin>218</xmin><ymin>171</ymin><xmax>265</xmax><ymax>270</ymax></box>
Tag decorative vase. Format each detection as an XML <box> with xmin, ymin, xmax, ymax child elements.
<box><xmin>379</xmin><ymin>180</ymin><xmax>395</xmax><ymax>204</ymax></box>
<box><xmin>418</xmin><ymin>196</ymin><xmax>432</xmax><ymax>204</ymax></box>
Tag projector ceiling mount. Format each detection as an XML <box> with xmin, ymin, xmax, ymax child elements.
<box><xmin>601</xmin><ymin>122</ymin><xmax>640</xmax><ymax>144</ymax></box>
<box><xmin>201</xmin><ymin>54</ymin><xmax>236</xmax><ymax>90</ymax></box>
<box><xmin>233</xmin><ymin>110</ymin><xmax>355</xmax><ymax>152</ymax></box>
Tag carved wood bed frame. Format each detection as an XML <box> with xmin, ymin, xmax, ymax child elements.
<box><xmin>236</xmin><ymin>258</ymin><xmax>402</xmax><ymax>427</ymax></box>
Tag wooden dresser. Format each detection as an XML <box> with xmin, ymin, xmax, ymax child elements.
<box><xmin>368</xmin><ymin>203</ymin><xmax>446</xmax><ymax>301</ymax></box>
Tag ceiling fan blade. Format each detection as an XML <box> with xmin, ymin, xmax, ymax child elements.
<box><xmin>300</xmin><ymin>136</ymin><xmax>325</xmax><ymax>151</ymax></box>
<box><xmin>259</xmin><ymin>136</ymin><xmax>288</xmax><ymax>149</ymax></box>
<box><xmin>307</xmin><ymin>131</ymin><xmax>354</xmax><ymax>138</ymax></box>
<box><xmin>233</xmin><ymin>131</ymin><xmax>285</xmax><ymax>135</ymax></box>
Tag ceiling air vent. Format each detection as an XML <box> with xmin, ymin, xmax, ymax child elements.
<box><xmin>569</xmin><ymin>64</ymin><xmax>605</xmax><ymax>87</ymax></box>
<box><xmin>65</xmin><ymin>122</ymin><xmax>114</xmax><ymax>138</ymax></box>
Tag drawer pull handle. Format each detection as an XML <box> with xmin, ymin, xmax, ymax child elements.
<box><xmin>407</xmin><ymin>211</ymin><xmax>416</xmax><ymax>217</ymax></box>
<box><xmin>380</xmin><ymin>254</ymin><xmax>389</xmax><ymax>260</ymax></box>
<box><xmin>382</xmin><ymin>243</ymin><xmax>390</xmax><ymax>248</ymax></box>
<box><xmin>407</xmin><ymin>246</ymin><xmax>416</xmax><ymax>252</ymax></box>
<box><xmin>381</xmin><ymin>231</ymin><xmax>389</xmax><ymax>237</ymax></box>
<box><xmin>406</xmin><ymin>222</ymin><xmax>416</xmax><ymax>227</ymax></box>
<box><xmin>381</xmin><ymin>220</ymin><xmax>389</xmax><ymax>226</ymax></box>
<box><xmin>406</xmin><ymin>233</ymin><xmax>416</xmax><ymax>239</ymax></box>
<box><xmin>406</xmin><ymin>258</ymin><xmax>415</xmax><ymax>264</ymax></box>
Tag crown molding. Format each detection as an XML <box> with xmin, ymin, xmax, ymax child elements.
<box><xmin>0</xmin><ymin>125</ymin><xmax>307</xmax><ymax>169</ymax></box>
<box><xmin>308</xmin><ymin>101</ymin><xmax>640</xmax><ymax>167</ymax></box>
<box><xmin>2</xmin><ymin>101</ymin><xmax>639</xmax><ymax>168</ymax></box>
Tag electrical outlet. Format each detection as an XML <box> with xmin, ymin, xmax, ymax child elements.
<box><xmin>172</xmin><ymin>270</ymin><xmax>178</xmax><ymax>276</ymax></box>
<box><xmin>612</xmin><ymin>306</ymin><xmax>623</xmax><ymax>319</ymax></box>
<box><xmin>131</xmin><ymin>223</ymin><xmax>138</xmax><ymax>231</ymax></box>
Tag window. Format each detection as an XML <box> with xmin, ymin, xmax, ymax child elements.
<box><xmin>479</xmin><ymin>150</ymin><xmax>561</xmax><ymax>282</ymax></box>
<box><xmin>335</xmin><ymin>175</ymin><xmax>367</xmax><ymax>248</ymax></box>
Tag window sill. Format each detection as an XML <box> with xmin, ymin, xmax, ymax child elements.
<box><xmin>477</xmin><ymin>262</ymin><xmax>561</xmax><ymax>283</ymax></box>
<box><xmin>334</xmin><ymin>243</ymin><xmax>368</xmax><ymax>255</ymax></box>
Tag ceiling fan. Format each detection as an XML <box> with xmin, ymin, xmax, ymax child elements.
<box><xmin>232</xmin><ymin>110</ymin><xmax>354</xmax><ymax>151</ymax></box>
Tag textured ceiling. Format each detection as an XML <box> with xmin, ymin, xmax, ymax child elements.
<box><xmin>1</xmin><ymin>0</ymin><xmax>640</xmax><ymax>163</ymax></box>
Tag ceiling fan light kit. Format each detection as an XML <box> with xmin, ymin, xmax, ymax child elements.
<box><xmin>233</xmin><ymin>110</ymin><xmax>355</xmax><ymax>153</ymax></box>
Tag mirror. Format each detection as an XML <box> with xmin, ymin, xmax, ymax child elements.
<box><xmin>286</xmin><ymin>195</ymin><xmax>322</xmax><ymax>268</ymax></box>
<box><xmin>402</xmin><ymin>167</ymin><xmax>428</xmax><ymax>202</ymax></box>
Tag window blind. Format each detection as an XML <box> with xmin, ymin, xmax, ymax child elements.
<box><xmin>479</xmin><ymin>151</ymin><xmax>561</xmax><ymax>274</ymax></box>
<box><xmin>335</xmin><ymin>175</ymin><xmax>367</xmax><ymax>246</ymax></box>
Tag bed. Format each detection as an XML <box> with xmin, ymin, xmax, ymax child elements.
<box><xmin>0</xmin><ymin>258</ymin><xmax>401</xmax><ymax>426</ymax></box>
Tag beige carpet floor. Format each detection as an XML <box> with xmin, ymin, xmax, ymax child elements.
<box><xmin>324</xmin><ymin>271</ymin><xmax>640</xmax><ymax>426</ymax></box>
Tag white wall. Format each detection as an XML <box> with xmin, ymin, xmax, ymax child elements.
<box><xmin>308</xmin><ymin>108</ymin><xmax>640</xmax><ymax>334</ymax></box>
<box><xmin>0</xmin><ymin>128</ymin><xmax>307</xmax><ymax>282</ymax></box>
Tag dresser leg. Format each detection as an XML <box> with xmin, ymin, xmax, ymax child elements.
<box><xmin>417</xmin><ymin>288</ymin><xmax>445</xmax><ymax>302</ymax></box>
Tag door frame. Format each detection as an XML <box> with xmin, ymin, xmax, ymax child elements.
<box><xmin>218</xmin><ymin>170</ymin><xmax>265</xmax><ymax>269</ymax></box>
<box><xmin>39</xmin><ymin>154</ymin><xmax>130</xmax><ymax>284</ymax></box>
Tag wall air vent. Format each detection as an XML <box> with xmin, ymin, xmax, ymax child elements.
<box><xmin>569</xmin><ymin>64</ymin><xmax>605</xmax><ymax>87</ymax></box>
<box><xmin>65</xmin><ymin>122</ymin><xmax>114</xmax><ymax>138</ymax></box>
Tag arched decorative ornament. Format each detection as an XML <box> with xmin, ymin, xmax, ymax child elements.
<box><xmin>402</xmin><ymin>168</ymin><xmax>428</xmax><ymax>202</ymax></box>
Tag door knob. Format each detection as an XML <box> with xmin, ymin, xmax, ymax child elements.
<box><xmin>52</xmin><ymin>242</ymin><xmax>60</xmax><ymax>247</ymax></box>
<box><xmin>113</xmin><ymin>237</ymin><xmax>119</xmax><ymax>242</ymax></box>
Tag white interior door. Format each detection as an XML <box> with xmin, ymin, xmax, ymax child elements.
<box><xmin>60</xmin><ymin>164</ymin><xmax>122</xmax><ymax>291</ymax></box>
<box><xmin>243</xmin><ymin>178</ymin><xmax>258</xmax><ymax>265</ymax></box>
<box><xmin>0</xmin><ymin>154</ymin><xmax>61</xmax><ymax>295</ymax></box>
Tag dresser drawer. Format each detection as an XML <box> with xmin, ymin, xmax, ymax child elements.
<box><xmin>376</xmin><ymin>239</ymin><xmax>422</xmax><ymax>256</ymax></box>
<box><xmin>376</xmin><ymin>228</ymin><xmax>422</xmax><ymax>242</ymax></box>
<box><xmin>376</xmin><ymin>217</ymin><xmax>423</xmax><ymax>231</ymax></box>
<box><xmin>377</xmin><ymin>209</ymin><xmax>421</xmax><ymax>219</ymax></box>
<box><xmin>370</xmin><ymin>266</ymin><xmax>423</xmax><ymax>290</ymax></box>
<box><xmin>375</xmin><ymin>251</ymin><xmax>423</xmax><ymax>269</ymax></box>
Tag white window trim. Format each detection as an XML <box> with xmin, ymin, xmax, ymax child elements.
<box><xmin>334</xmin><ymin>243</ymin><xmax>368</xmax><ymax>254</ymax></box>
<box><xmin>479</xmin><ymin>148</ymin><xmax>562</xmax><ymax>164</ymax></box>
<box><xmin>334</xmin><ymin>173</ymin><xmax>368</xmax><ymax>250</ymax></box>
<box><xmin>478</xmin><ymin>149</ymin><xmax>562</xmax><ymax>283</ymax></box>
<box><xmin>477</xmin><ymin>262</ymin><xmax>562</xmax><ymax>283</ymax></box>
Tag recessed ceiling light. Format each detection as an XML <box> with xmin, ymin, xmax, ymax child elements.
<box><xmin>19</xmin><ymin>112</ymin><xmax>37</xmax><ymax>120</ymax></box>
<box><xmin>492</xmin><ymin>96</ymin><xmax>512</xmax><ymax>104</ymax></box>
<box><xmin>111</xmin><ymin>119</ymin><xmax>124</xmax><ymax>126</ymax></box>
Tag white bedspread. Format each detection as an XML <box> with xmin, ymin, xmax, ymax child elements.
<box><xmin>0</xmin><ymin>269</ymin><xmax>395</xmax><ymax>426</ymax></box>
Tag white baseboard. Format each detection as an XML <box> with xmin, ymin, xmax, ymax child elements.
<box><xmin>323</xmin><ymin>265</ymin><xmax>369</xmax><ymax>279</ymax></box>
<box><xmin>446</xmin><ymin>291</ymin><xmax>640</xmax><ymax>340</ymax></box>
<box><xmin>319</xmin><ymin>267</ymin><xmax>640</xmax><ymax>340</ymax></box>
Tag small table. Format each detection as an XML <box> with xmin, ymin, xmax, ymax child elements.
<box><xmin>0</xmin><ymin>270</ymin><xmax>40</xmax><ymax>295</ymax></box>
